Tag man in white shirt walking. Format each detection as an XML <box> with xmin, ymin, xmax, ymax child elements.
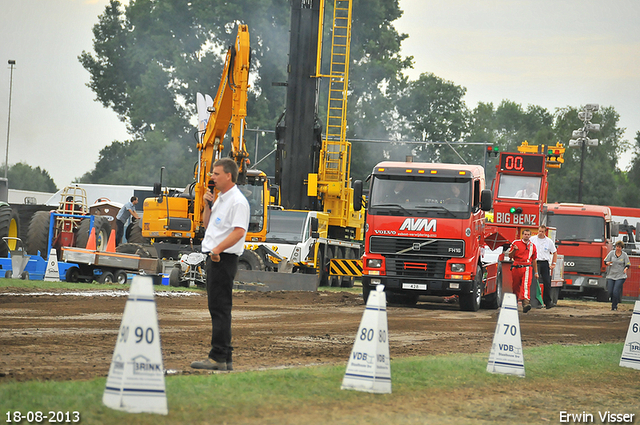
<box><xmin>532</xmin><ymin>225</ymin><xmax>558</xmax><ymax>309</ymax></box>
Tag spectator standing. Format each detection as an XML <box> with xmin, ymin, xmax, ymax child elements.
<box><xmin>191</xmin><ymin>158</ymin><xmax>250</xmax><ymax>371</ymax></box>
<box><xmin>604</xmin><ymin>241</ymin><xmax>631</xmax><ymax>311</ymax></box>
<box><xmin>532</xmin><ymin>225</ymin><xmax>558</xmax><ymax>309</ymax></box>
<box><xmin>506</xmin><ymin>229</ymin><xmax>538</xmax><ymax>313</ymax></box>
<box><xmin>115</xmin><ymin>196</ymin><xmax>139</xmax><ymax>246</ymax></box>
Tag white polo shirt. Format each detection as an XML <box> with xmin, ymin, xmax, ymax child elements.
<box><xmin>201</xmin><ymin>185</ymin><xmax>250</xmax><ymax>256</ymax></box>
<box><xmin>532</xmin><ymin>234</ymin><xmax>557</xmax><ymax>263</ymax></box>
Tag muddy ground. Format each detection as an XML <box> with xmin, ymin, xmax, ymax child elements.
<box><xmin>0</xmin><ymin>286</ymin><xmax>633</xmax><ymax>382</ymax></box>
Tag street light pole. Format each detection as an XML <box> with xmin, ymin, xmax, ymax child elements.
<box><xmin>568</xmin><ymin>104</ymin><xmax>600</xmax><ymax>203</ymax></box>
<box><xmin>5</xmin><ymin>60</ymin><xmax>16</xmax><ymax>180</ymax></box>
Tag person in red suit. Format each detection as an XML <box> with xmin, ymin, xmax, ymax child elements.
<box><xmin>506</xmin><ymin>229</ymin><xmax>538</xmax><ymax>313</ymax></box>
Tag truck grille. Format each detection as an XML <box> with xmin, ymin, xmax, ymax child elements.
<box><xmin>370</xmin><ymin>236</ymin><xmax>464</xmax><ymax>258</ymax></box>
<box><xmin>563</xmin><ymin>256</ymin><xmax>602</xmax><ymax>275</ymax></box>
<box><xmin>385</xmin><ymin>257</ymin><xmax>447</xmax><ymax>279</ymax></box>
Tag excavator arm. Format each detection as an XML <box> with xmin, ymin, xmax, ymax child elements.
<box><xmin>194</xmin><ymin>24</ymin><xmax>251</xmax><ymax>233</ymax></box>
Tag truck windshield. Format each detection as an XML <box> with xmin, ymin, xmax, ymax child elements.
<box><xmin>238</xmin><ymin>181</ymin><xmax>265</xmax><ymax>233</ymax></box>
<box><xmin>265</xmin><ymin>210</ymin><xmax>307</xmax><ymax>243</ymax></box>
<box><xmin>547</xmin><ymin>214</ymin><xmax>605</xmax><ymax>242</ymax></box>
<box><xmin>369</xmin><ymin>176</ymin><xmax>471</xmax><ymax>216</ymax></box>
<box><xmin>497</xmin><ymin>175</ymin><xmax>541</xmax><ymax>200</ymax></box>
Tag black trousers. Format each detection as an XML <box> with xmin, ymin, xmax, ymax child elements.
<box><xmin>206</xmin><ymin>253</ymin><xmax>238</xmax><ymax>363</ymax></box>
<box><xmin>537</xmin><ymin>260</ymin><xmax>552</xmax><ymax>306</ymax></box>
<box><xmin>116</xmin><ymin>219</ymin><xmax>125</xmax><ymax>246</ymax></box>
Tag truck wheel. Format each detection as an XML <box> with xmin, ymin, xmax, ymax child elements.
<box><xmin>460</xmin><ymin>266</ymin><xmax>482</xmax><ymax>312</ymax></box>
<box><xmin>5</xmin><ymin>270</ymin><xmax>12</xmax><ymax>278</ymax></box>
<box><xmin>238</xmin><ymin>250</ymin><xmax>265</xmax><ymax>271</ymax></box>
<box><xmin>0</xmin><ymin>205</ymin><xmax>19</xmax><ymax>258</ymax></box>
<box><xmin>26</xmin><ymin>210</ymin><xmax>52</xmax><ymax>259</ymax></box>
<box><xmin>169</xmin><ymin>267</ymin><xmax>182</xmax><ymax>287</ymax></box>
<box><xmin>480</xmin><ymin>265</ymin><xmax>503</xmax><ymax>309</ymax></box>
<box><xmin>98</xmin><ymin>271</ymin><xmax>114</xmax><ymax>284</ymax></box>
<box><xmin>65</xmin><ymin>266</ymin><xmax>80</xmax><ymax>283</ymax></box>
<box><xmin>317</xmin><ymin>247</ymin><xmax>329</xmax><ymax>287</ymax></box>
<box><xmin>20</xmin><ymin>271</ymin><xmax>29</xmax><ymax>280</ymax></box>
<box><xmin>76</xmin><ymin>217</ymin><xmax>111</xmax><ymax>251</ymax></box>
<box><xmin>114</xmin><ymin>269</ymin><xmax>128</xmax><ymax>284</ymax></box>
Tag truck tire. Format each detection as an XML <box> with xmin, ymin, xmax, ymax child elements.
<box><xmin>318</xmin><ymin>247</ymin><xmax>329</xmax><ymax>287</ymax></box>
<box><xmin>169</xmin><ymin>267</ymin><xmax>182</xmax><ymax>287</ymax></box>
<box><xmin>26</xmin><ymin>210</ymin><xmax>52</xmax><ymax>259</ymax></box>
<box><xmin>480</xmin><ymin>265</ymin><xmax>503</xmax><ymax>309</ymax></box>
<box><xmin>114</xmin><ymin>269</ymin><xmax>128</xmax><ymax>284</ymax></box>
<box><xmin>460</xmin><ymin>266</ymin><xmax>483</xmax><ymax>312</ymax></box>
<box><xmin>98</xmin><ymin>271</ymin><xmax>115</xmax><ymax>284</ymax></box>
<box><xmin>238</xmin><ymin>250</ymin><xmax>265</xmax><ymax>271</ymax></box>
<box><xmin>0</xmin><ymin>205</ymin><xmax>20</xmax><ymax>258</ymax></box>
<box><xmin>76</xmin><ymin>216</ymin><xmax>111</xmax><ymax>251</ymax></box>
<box><xmin>66</xmin><ymin>266</ymin><xmax>80</xmax><ymax>283</ymax></box>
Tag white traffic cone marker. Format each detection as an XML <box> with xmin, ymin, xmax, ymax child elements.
<box><xmin>487</xmin><ymin>293</ymin><xmax>525</xmax><ymax>377</ymax></box>
<box><xmin>103</xmin><ymin>275</ymin><xmax>168</xmax><ymax>415</ymax></box>
<box><xmin>341</xmin><ymin>285</ymin><xmax>392</xmax><ymax>394</ymax></box>
<box><xmin>620</xmin><ymin>300</ymin><xmax>640</xmax><ymax>370</ymax></box>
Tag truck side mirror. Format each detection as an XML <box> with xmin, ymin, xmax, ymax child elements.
<box><xmin>270</xmin><ymin>185</ymin><xmax>280</xmax><ymax>205</ymax></box>
<box><xmin>611</xmin><ymin>222</ymin><xmax>619</xmax><ymax>238</ymax></box>
<box><xmin>153</xmin><ymin>182</ymin><xmax>162</xmax><ymax>196</ymax></box>
<box><xmin>480</xmin><ymin>189</ymin><xmax>492</xmax><ymax>211</ymax></box>
<box><xmin>310</xmin><ymin>216</ymin><xmax>319</xmax><ymax>238</ymax></box>
<box><xmin>353</xmin><ymin>180</ymin><xmax>363</xmax><ymax>211</ymax></box>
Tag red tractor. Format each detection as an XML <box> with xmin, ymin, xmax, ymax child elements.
<box><xmin>26</xmin><ymin>186</ymin><xmax>111</xmax><ymax>259</ymax></box>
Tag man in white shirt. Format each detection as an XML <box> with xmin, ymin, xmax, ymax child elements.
<box><xmin>191</xmin><ymin>158</ymin><xmax>250</xmax><ymax>371</ymax></box>
<box><xmin>531</xmin><ymin>225</ymin><xmax>558</xmax><ymax>309</ymax></box>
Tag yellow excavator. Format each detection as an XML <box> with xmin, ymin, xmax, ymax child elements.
<box><xmin>138</xmin><ymin>24</ymin><xmax>269</xmax><ymax>286</ymax></box>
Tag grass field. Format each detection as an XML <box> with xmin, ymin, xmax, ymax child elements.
<box><xmin>1</xmin><ymin>344</ymin><xmax>638</xmax><ymax>424</ymax></box>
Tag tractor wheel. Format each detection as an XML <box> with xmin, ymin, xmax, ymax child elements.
<box><xmin>125</xmin><ymin>222</ymin><xmax>147</xmax><ymax>244</ymax></box>
<box><xmin>0</xmin><ymin>205</ymin><xmax>20</xmax><ymax>258</ymax></box>
<box><xmin>76</xmin><ymin>216</ymin><xmax>111</xmax><ymax>251</ymax></box>
<box><xmin>65</xmin><ymin>266</ymin><xmax>80</xmax><ymax>283</ymax></box>
<box><xmin>238</xmin><ymin>250</ymin><xmax>265</xmax><ymax>271</ymax></box>
<box><xmin>26</xmin><ymin>210</ymin><xmax>52</xmax><ymax>259</ymax></box>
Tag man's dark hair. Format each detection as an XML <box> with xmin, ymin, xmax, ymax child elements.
<box><xmin>214</xmin><ymin>158</ymin><xmax>239</xmax><ymax>183</ymax></box>
<box><xmin>130</xmin><ymin>196</ymin><xmax>138</xmax><ymax>203</ymax></box>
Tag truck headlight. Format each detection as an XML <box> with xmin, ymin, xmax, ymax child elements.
<box><xmin>451</xmin><ymin>263</ymin><xmax>465</xmax><ymax>272</ymax></box>
<box><xmin>366</xmin><ymin>259</ymin><xmax>382</xmax><ymax>268</ymax></box>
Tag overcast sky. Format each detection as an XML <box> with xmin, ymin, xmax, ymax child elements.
<box><xmin>0</xmin><ymin>0</ymin><xmax>638</xmax><ymax>188</ymax></box>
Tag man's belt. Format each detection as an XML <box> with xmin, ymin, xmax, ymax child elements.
<box><xmin>511</xmin><ymin>264</ymin><xmax>532</xmax><ymax>269</ymax></box>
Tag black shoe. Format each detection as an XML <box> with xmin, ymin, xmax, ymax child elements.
<box><xmin>191</xmin><ymin>358</ymin><xmax>227</xmax><ymax>371</ymax></box>
<box><xmin>535</xmin><ymin>304</ymin><xmax>544</xmax><ymax>309</ymax></box>
<box><xmin>523</xmin><ymin>301</ymin><xmax>531</xmax><ymax>314</ymax></box>
<box><xmin>545</xmin><ymin>304</ymin><xmax>554</xmax><ymax>309</ymax></box>
<box><xmin>612</xmin><ymin>306</ymin><xmax>618</xmax><ymax>311</ymax></box>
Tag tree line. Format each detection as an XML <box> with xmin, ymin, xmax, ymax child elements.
<box><xmin>11</xmin><ymin>0</ymin><xmax>640</xmax><ymax>208</ymax></box>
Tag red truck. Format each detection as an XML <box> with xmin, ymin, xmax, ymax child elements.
<box><xmin>544</xmin><ymin>203</ymin><xmax>618</xmax><ymax>301</ymax></box>
<box><xmin>356</xmin><ymin>161</ymin><xmax>495</xmax><ymax>311</ymax></box>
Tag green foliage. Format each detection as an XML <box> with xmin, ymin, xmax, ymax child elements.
<box><xmin>3</xmin><ymin>162</ymin><xmax>57</xmax><ymax>192</ymax></box>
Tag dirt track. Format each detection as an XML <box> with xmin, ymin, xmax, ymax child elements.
<box><xmin>0</xmin><ymin>286</ymin><xmax>633</xmax><ymax>382</ymax></box>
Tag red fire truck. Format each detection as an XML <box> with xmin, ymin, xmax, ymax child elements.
<box><xmin>357</xmin><ymin>161</ymin><xmax>495</xmax><ymax>311</ymax></box>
